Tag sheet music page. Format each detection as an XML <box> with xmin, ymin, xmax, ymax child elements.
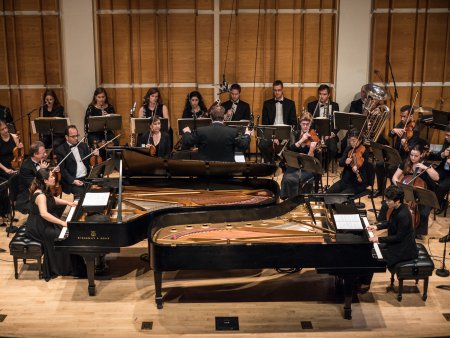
<box><xmin>82</xmin><ymin>192</ymin><xmax>110</xmax><ymax>207</ymax></box>
<box><xmin>334</xmin><ymin>214</ymin><xmax>363</xmax><ymax>230</ymax></box>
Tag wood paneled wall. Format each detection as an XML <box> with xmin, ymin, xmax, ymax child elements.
<box><xmin>96</xmin><ymin>0</ymin><xmax>338</xmax><ymax>142</ymax></box>
<box><xmin>0</xmin><ymin>0</ymin><xmax>63</xmax><ymax>150</ymax></box>
<box><xmin>371</xmin><ymin>0</ymin><xmax>450</xmax><ymax>143</ymax></box>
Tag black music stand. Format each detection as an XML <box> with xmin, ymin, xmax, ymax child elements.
<box><xmin>371</xmin><ymin>142</ymin><xmax>401</xmax><ymax>201</ymax></box>
<box><xmin>397</xmin><ymin>182</ymin><xmax>440</xmax><ymax>210</ymax></box>
<box><xmin>177</xmin><ymin>118</ymin><xmax>212</xmax><ymax>135</ymax></box>
<box><xmin>88</xmin><ymin>115</ymin><xmax>122</xmax><ymax>141</ymax></box>
<box><xmin>257</xmin><ymin>125</ymin><xmax>291</xmax><ymax>140</ymax></box>
<box><xmin>432</xmin><ymin>109</ymin><xmax>450</xmax><ymax>129</ymax></box>
<box><xmin>334</xmin><ymin>112</ymin><xmax>367</xmax><ymax>132</ymax></box>
<box><xmin>33</xmin><ymin>117</ymin><xmax>70</xmax><ymax>156</ymax></box>
<box><xmin>224</xmin><ymin>120</ymin><xmax>250</xmax><ymax>128</ymax></box>
<box><xmin>131</xmin><ymin>117</ymin><xmax>169</xmax><ymax>134</ymax></box>
<box><xmin>284</xmin><ymin>150</ymin><xmax>323</xmax><ymax>192</ymax></box>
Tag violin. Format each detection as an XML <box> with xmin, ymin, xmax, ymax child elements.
<box><xmin>89</xmin><ymin>140</ymin><xmax>103</xmax><ymax>168</ymax></box>
<box><xmin>303</xmin><ymin>129</ymin><xmax>321</xmax><ymax>147</ymax></box>
<box><xmin>149</xmin><ymin>144</ymin><xmax>157</xmax><ymax>157</ymax></box>
<box><xmin>347</xmin><ymin>144</ymin><xmax>366</xmax><ymax>183</ymax></box>
<box><xmin>401</xmin><ymin>119</ymin><xmax>415</xmax><ymax>151</ymax></box>
<box><xmin>50</xmin><ymin>154</ymin><xmax>62</xmax><ymax>197</ymax></box>
<box><xmin>11</xmin><ymin>131</ymin><xmax>24</xmax><ymax>170</ymax></box>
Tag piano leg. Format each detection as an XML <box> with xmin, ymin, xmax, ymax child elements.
<box><xmin>85</xmin><ymin>256</ymin><xmax>96</xmax><ymax>296</ymax></box>
<box><xmin>154</xmin><ymin>271</ymin><xmax>163</xmax><ymax>309</ymax></box>
<box><xmin>343</xmin><ymin>275</ymin><xmax>356</xmax><ymax>320</ymax></box>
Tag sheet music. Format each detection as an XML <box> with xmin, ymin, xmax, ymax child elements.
<box><xmin>334</xmin><ymin>214</ymin><xmax>363</xmax><ymax>230</ymax></box>
<box><xmin>362</xmin><ymin>217</ymin><xmax>383</xmax><ymax>260</ymax></box>
<box><xmin>82</xmin><ymin>192</ymin><xmax>110</xmax><ymax>207</ymax></box>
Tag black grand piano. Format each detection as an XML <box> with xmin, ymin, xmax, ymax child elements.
<box><xmin>55</xmin><ymin>148</ymin><xmax>279</xmax><ymax>296</ymax></box>
<box><xmin>149</xmin><ymin>195</ymin><xmax>386</xmax><ymax>320</ymax></box>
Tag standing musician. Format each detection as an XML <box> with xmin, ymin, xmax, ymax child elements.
<box><xmin>436</xmin><ymin>123</ymin><xmax>450</xmax><ymax>215</ymax></box>
<box><xmin>389</xmin><ymin>105</ymin><xmax>420</xmax><ymax>159</ymax></box>
<box><xmin>280</xmin><ymin>113</ymin><xmax>320</xmax><ymax>199</ymax></box>
<box><xmin>40</xmin><ymin>89</ymin><xmax>65</xmax><ymax>149</ymax></box>
<box><xmin>307</xmin><ymin>84</ymin><xmax>339</xmax><ymax>167</ymax></box>
<box><xmin>84</xmin><ymin>87</ymin><xmax>117</xmax><ymax>149</ymax></box>
<box><xmin>259</xmin><ymin>80</ymin><xmax>297</xmax><ymax>163</ymax></box>
<box><xmin>182</xmin><ymin>104</ymin><xmax>252</xmax><ymax>162</ymax></box>
<box><xmin>138</xmin><ymin>116</ymin><xmax>171</xmax><ymax>158</ymax></box>
<box><xmin>0</xmin><ymin>120</ymin><xmax>23</xmax><ymax>226</ymax></box>
<box><xmin>222</xmin><ymin>83</ymin><xmax>251</xmax><ymax>121</ymax></box>
<box><xmin>55</xmin><ymin>125</ymin><xmax>94</xmax><ymax>198</ymax></box>
<box><xmin>326</xmin><ymin>128</ymin><xmax>370</xmax><ymax>195</ymax></box>
<box><xmin>181</xmin><ymin>91</ymin><xmax>208</xmax><ymax>118</ymax></box>
<box><xmin>391</xmin><ymin>144</ymin><xmax>439</xmax><ymax>239</ymax></box>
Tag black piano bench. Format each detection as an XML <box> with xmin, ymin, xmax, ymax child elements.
<box><xmin>9</xmin><ymin>226</ymin><xmax>43</xmax><ymax>280</ymax></box>
<box><xmin>387</xmin><ymin>243</ymin><xmax>434</xmax><ymax>302</ymax></box>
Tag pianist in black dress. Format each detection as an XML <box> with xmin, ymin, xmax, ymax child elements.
<box><xmin>138</xmin><ymin>116</ymin><xmax>171</xmax><ymax>158</ymax></box>
<box><xmin>40</xmin><ymin>89</ymin><xmax>65</xmax><ymax>149</ymax></box>
<box><xmin>181</xmin><ymin>91</ymin><xmax>208</xmax><ymax>118</ymax></box>
<box><xmin>25</xmin><ymin>168</ymin><xmax>85</xmax><ymax>281</ymax></box>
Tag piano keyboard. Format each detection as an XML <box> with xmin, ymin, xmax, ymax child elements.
<box><xmin>362</xmin><ymin>217</ymin><xmax>383</xmax><ymax>260</ymax></box>
<box><xmin>58</xmin><ymin>202</ymin><xmax>77</xmax><ymax>240</ymax></box>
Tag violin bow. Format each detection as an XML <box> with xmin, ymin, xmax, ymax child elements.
<box><xmin>51</xmin><ymin>136</ymin><xmax>86</xmax><ymax>173</ymax></box>
<box><xmin>81</xmin><ymin>134</ymin><xmax>121</xmax><ymax>161</ymax></box>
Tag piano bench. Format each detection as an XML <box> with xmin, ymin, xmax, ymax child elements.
<box><xmin>388</xmin><ymin>243</ymin><xmax>434</xmax><ymax>302</ymax></box>
<box><xmin>9</xmin><ymin>226</ymin><xmax>43</xmax><ymax>280</ymax></box>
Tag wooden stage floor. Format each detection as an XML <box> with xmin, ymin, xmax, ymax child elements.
<box><xmin>0</xmin><ymin>176</ymin><xmax>449</xmax><ymax>337</ymax></box>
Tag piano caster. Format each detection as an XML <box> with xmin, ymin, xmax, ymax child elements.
<box><xmin>89</xmin><ymin>285</ymin><xmax>96</xmax><ymax>297</ymax></box>
<box><xmin>343</xmin><ymin>306</ymin><xmax>352</xmax><ymax>320</ymax></box>
<box><xmin>156</xmin><ymin>297</ymin><xmax>163</xmax><ymax>309</ymax></box>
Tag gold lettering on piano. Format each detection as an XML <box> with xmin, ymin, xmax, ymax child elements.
<box><xmin>91</xmin><ymin>231</ymin><xmax>96</xmax><ymax>237</ymax></box>
<box><xmin>77</xmin><ymin>236</ymin><xmax>111</xmax><ymax>240</ymax></box>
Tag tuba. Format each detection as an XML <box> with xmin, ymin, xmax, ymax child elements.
<box><xmin>360</xmin><ymin>83</ymin><xmax>390</xmax><ymax>143</ymax></box>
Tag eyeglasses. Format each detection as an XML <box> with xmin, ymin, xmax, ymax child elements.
<box><xmin>68</xmin><ymin>134</ymin><xmax>79</xmax><ymax>138</ymax></box>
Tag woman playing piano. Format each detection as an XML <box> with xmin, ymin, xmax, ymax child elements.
<box><xmin>25</xmin><ymin>168</ymin><xmax>85</xmax><ymax>281</ymax></box>
<box><xmin>138</xmin><ymin>116</ymin><xmax>171</xmax><ymax>158</ymax></box>
<box><xmin>181</xmin><ymin>91</ymin><xmax>208</xmax><ymax>118</ymax></box>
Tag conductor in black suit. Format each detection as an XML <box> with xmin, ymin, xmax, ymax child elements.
<box><xmin>222</xmin><ymin>83</ymin><xmax>251</xmax><ymax>121</ymax></box>
<box><xmin>259</xmin><ymin>80</ymin><xmax>297</xmax><ymax>163</ymax></box>
<box><xmin>182</xmin><ymin>104</ymin><xmax>252</xmax><ymax>162</ymax></box>
<box><xmin>55</xmin><ymin>125</ymin><xmax>94</xmax><ymax>198</ymax></box>
<box><xmin>307</xmin><ymin>84</ymin><xmax>339</xmax><ymax>168</ymax></box>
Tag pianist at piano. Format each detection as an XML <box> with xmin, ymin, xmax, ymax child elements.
<box><xmin>24</xmin><ymin>168</ymin><xmax>85</xmax><ymax>281</ymax></box>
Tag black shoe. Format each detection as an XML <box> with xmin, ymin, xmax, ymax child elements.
<box><xmin>439</xmin><ymin>234</ymin><xmax>450</xmax><ymax>243</ymax></box>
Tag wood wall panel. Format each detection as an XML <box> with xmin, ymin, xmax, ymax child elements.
<box><xmin>424</xmin><ymin>13</ymin><xmax>448</xmax><ymax>82</ymax></box>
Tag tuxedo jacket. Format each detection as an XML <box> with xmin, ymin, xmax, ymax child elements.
<box><xmin>138</xmin><ymin>131</ymin><xmax>171</xmax><ymax>158</ymax></box>
<box><xmin>55</xmin><ymin>142</ymin><xmax>91</xmax><ymax>194</ymax></box>
<box><xmin>182</xmin><ymin>122</ymin><xmax>250</xmax><ymax>162</ymax></box>
<box><xmin>307</xmin><ymin>100</ymin><xmax>339</xmax><ymax>118</ymax></box>
<box><xmin>222</xmin><ymin>100</ymin><xmax>251</xmax><ymax>121</ymax></box>
<box><xmin>16</xmin><ymin>157</ymin><xmax>39</xmax><ymax>213</ymax></box>
<box><xmin>262</xmin><ymin>98</ymin><xmax>297</xmax><ymax>126</ymax></box>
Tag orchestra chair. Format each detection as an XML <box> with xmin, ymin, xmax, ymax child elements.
<box><xmin>9</xmin><ymin>225</ymin><xmax>43</xmax><ymax>279</ymax></box>
<box><xmin>387</xmin><ymin>243</ymin><xmax>434</xmax><ymax>302</ymax></box>
<box><xmin>351</xmin><ymin>162</ymin><xmax>377</xmax><ymax>218</ymax></box>
<box><xmin>5</xmin><ymin>173</ymin><xmax>20</xmax><ymax>237</ymax></box>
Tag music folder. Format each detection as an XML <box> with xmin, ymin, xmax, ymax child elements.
<box><xmin>32</xmin><ymin>117</ymin><xmax>70</xmax><ymax>135</ymax></box>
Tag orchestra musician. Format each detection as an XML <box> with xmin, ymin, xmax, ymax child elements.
<box><xmin>0</xmin><ymin>104</ymin><xmax>14</xmax><ymax>131</ymax></box>
<box><xmin>435</xmin><ymin>123</ymin><xmax>450</xmax><ymax>215</ymax></box>
<box><xmin>181</xmin><ymin>91</ymin><xmax>208</xmax><ymax>118</ymax></box>
<box><xmin>40</xmin><ymin>89</ymin><xmax>65</xmax><ymax>149</ymax></box>
<box><xmin>222</xmin><ymin>83</ymin><xmax>251</xmax><ymax>121</ymax></box>
<box><xmin>0</xmin><ymin>120</ymin><xmax>23</xmax><ymax>227</ymax></box>
<box><xmin>182</xmin><ymin>104</ymin><xmax>252</xmax><ymax>162</ymax></box>
<box><xmin>259</xmin><ymin>80</ymin><xmax>297</xmax><ymax>163</ymax></box>
<box><xmin>280</xmin><ymin>113</ymin><xmax>321</xmax><ymax>199</ymax></box>
<box><xmin>138</xmin><ymin>87</ymin><xmax>170</xmax><ymax>123</ymax></box>
<box><xmin>138</xmin><ymin>116</ymin><xmax>171</xmax><ymax>158</ymax></box>
<box><xmin>326</xmin><ymin>128</ymin><xmax>370</xmax><ymax>195</ymax></box>
<box><xmin>55</xmin><ymin>125</ymin><xmax>93</xmax><ymax>198</ymax></box>
<box><xmin>391</xmin><ymin>144</ymin><xmax>439</xmax><ymax>239</ymax></box>
<box><xmin>389</xmin><ymin>105</ymin><xmax>420</xmax><ymax>159</ymax></box>
<box><xmin>307</xmin><ymin>84</ymin><xmax>339</xmax><ymax>167</ymax></box>
<box><xmin>84</xmin><ymin>87</ymin><xmax>117</xmax><ymax>149</ymax></box>
<box><xmin>25</xmin><ymin>168</ymin><xmax>86</xmax><ymax>281</ymax></box>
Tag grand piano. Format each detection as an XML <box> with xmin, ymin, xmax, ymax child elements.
<box><xmin>149</xmin><ymin>194</ymin><xmax>386</xmax><ymax>319</ymax></box>
<box><xmin>55</xmin><ymin>148</ymin><xmax>280</xmax><ymax>296</ymax></box>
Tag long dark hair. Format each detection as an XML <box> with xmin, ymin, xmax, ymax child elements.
<box><xmin>90</xmin><ymin>87</ymin><xmax>110</xmax><ymax>106</ymax></box>
<box><xmin>29</xmin><ymin>168</ymin><xmax>53</xmax><ymax>199</ymax></box>
<box><xmin>143</xmin><ymin>88</ymin><xmax>163</xmax><ymax>106</ymax></box>
<box><xmin>42</xmin><ymin>89</ymin><xmax>62</xmax><ymax>108</ymax></box>
<box><xmin>404</xmin><ymin>144</ymin><xmax>423</xmax><ymax>174</ymax></box>
<box><xmin>182</xmin><ymin>91</ymin><xmax>207</xmax><ymax>116</ymax></box>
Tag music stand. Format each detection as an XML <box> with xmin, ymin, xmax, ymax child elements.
<box><xmin>334</xmin><ymin>112</ymin><xmax>367</xmax><ymax>132</ymax></box>
<box><xmin>283</xmin><ymin>150</ymin><xmax>323</xmax><ymax>175</ymax></box>
<box><xmin>88</xmin><ymin>115</ymin><xmax>122</xmax><ymax>141</ymax></box>
<box><xmin>32</xmin><ymin>117</ymin><xmax>70</xmax><ymax>155</ymax></box>
<box><xmin>257</xmin><ymin>125</ymin><xmax>291</xmax><ymax>140</ymax></box>
<box><xmin>397</xmin><ymin>182</ymin><xmax>440</xmax><ymax>210</ymax></box>
<box><xmin>177</xmin><ymin>118</ymin><xmax>212</xmax><ymax>135</ymax></box>
<box><xmin>224</xmin><ymin>120</ymin><xmax>250</xmax><ymax>128</ymax></box>
<box><xmin>432</xmin><ymin>109</ymin><xmax>450</xmax><ymax>129</ymax></box>
<box><xmin>131</xmin><ymin>117</ymin><xmax>169</xmax><ymax>134</ymax></box>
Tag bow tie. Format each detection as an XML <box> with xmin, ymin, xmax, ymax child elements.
<box><xmin>275</xmin><ymin>99</ymin><xmax>283</xmax><ymax>104</ymax></box>
<box><xmin>69</xmin><ymin>144</ymin><xmax>77</xmax><ymax>149</ymax></box>
<box><xmin>232</xmin><ymin>100</ymin><xmax>239</xmax><ymax>104</ymax></box>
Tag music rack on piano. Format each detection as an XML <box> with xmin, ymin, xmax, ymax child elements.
<box><xmin>150</xmin><ymin>194</ymin><xmax>386</xmax><ymax>320</ymax></box>
<box><xmin>55</xmin><ymin>147</ymin><xmax>280</xmax><ymax>296</ymax></box>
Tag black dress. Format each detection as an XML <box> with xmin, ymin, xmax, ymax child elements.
<box><xmin>0</xmin><ymin>135</ymin><xmax>16</xmax><ymax>217</ymax></box>
<box><xmin>25</xmin><ymin>192</ymin><xmax>86</xmax><ymax>281</ymax></box>
<box><xmin>142</xmin><ymin>104</ymin><xmax>163</xmax><ymax>119</ymax></box>
<box><xmin>41</xmin><ymin>105</ymin><xmax>65</xmax><ymax>149</ymax></box>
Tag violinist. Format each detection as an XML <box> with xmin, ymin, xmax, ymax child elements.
<box><xmin>181</xmin><ymin>91</ymin><xmax>208</xmax><ymax>118</ymax></box>
<box><xmin>327</xmin><ymin>128</ymin><xmax>369</xmax><ymax>195</ymax></box>
<box><xmin>391</xmin><ymin>144</ymin><xmax>439</xmax><ymax>239</ymax></box>
<box><xmin>435</xmin><ymin>123</ymin><xmax>450</xmax><ymax>215</ymax></box>
<box><xmin>280</xmin><ymin>113</ymin><xmax>320</xmax><ymax>199</ymax></box>
<box><xmin>55</xmin><ymin>125</ymin><xmax>94</xmax><ymax>198</ymax></box>
<box><xmin>389</xmin><ymin>105</ymin><xmax>420</xmax><ymax>159</ymax></box>
<box><xmin>40</xmin><ymin>89</ymin><xmax>65</xmax><ymax>149</ymax></box>
<box><xmin>138</xmin><ymin>116</ymin><xmax>171</xmax><ymax>158</ymax></box>
<box><xmin>0</xmin><ymin>120</ymin><xmax>23</xmax><ymax>226</ymax></box>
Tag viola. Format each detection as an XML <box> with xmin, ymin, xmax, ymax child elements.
<box><xmin>347</xmin><ymin>144</ymin><xmax>366</xmax><ymax>183</ymax></box>
<box><xmin>11</xmin><ymin>131</ymin><xmax>24</xmax><ymax>170</ymax></box>
<box><xmin>303</xmin><ymin>129</ymin><xmax>321</xmax><ymax>147</ymax></box>
<box><xmin>89</xmin><ymin>140</ymin><xmax>103</xmax><ymax>168</ymax></box>
<box><xmin>50</xmin><ymin>155</ymin><xmax>63</xmax><ymax>197</ymax></box>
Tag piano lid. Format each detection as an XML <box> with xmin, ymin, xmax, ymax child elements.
<box><xmin>117</xmin><ymin>147</ymin><xmax>278</xmax><ymax>178</ymax></box>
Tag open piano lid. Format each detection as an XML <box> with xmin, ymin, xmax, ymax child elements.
<box><xmin>118</xmin><ymin>147</ymin><xmax>278</xmax><ymax>178</ymax></box>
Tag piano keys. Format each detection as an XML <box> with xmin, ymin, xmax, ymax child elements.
<box><xmin>150</xmin><ymin>195</ymin><xmax>386</xmax><ymax>319</ymax></box>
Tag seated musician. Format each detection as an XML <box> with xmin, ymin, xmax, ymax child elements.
<box><xmin>138</xmin><ymin>116</ymin><xmax>171</xmax><ymax>158</ymax></box>
<box><xmin>259</xmin><ymin>80</ymin><xmax>297</xmax><ymax>163</ymax></box>
<box><xmin>40</xmin><ymin>89</ymin><xmax>65</xmax><ymax>149</ymax></box>
<box><xmin>181</xmin><ymin>91</ymin><xmax>208</xmax><ymax>118</ymax></box>
<box><xmin>55</xmin><ymin>125</ymin><xmax>94</xmax><ymax>199</ymax></box>
<box><xmin>25</xmin><ymin>168</ymin><xmax>86</xmax><ymax>281</ymax></box>
<box><xmin>326</xmin><ymin>129</ymin><xmax>369</xmax><ymax>195</ymax></box>
<box><xmin>307</xmin><ymin>84</ymin><xmax>339</xmax><ymax>168</ymax></box>
<box><xmin>436</xmin><ymin>123</ymin><xmax>450</xmax><ymax>216</ymax></box>
<box><xmin>389</xmin><ymin>105</ymin><xmax>420</xmax><ymax>159</ymax></box>
<box><xmin>222</xmin><ymin>83</ymin><xmax>251</xmax><ymax>121</ymax></box>
<box><xmin>280</xmin><ymin>113</ymin><xmax>320</xmax><ymax>199</ymax></box>
<box><xmin>182</xmin><ymin>104</ymin><xmax>252</xmax><ymax>162</ymax></box>
<box><xmin>391</xmin><ymin>144</ymin><xmax>439</xmax><ymax>239</ymax></box>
